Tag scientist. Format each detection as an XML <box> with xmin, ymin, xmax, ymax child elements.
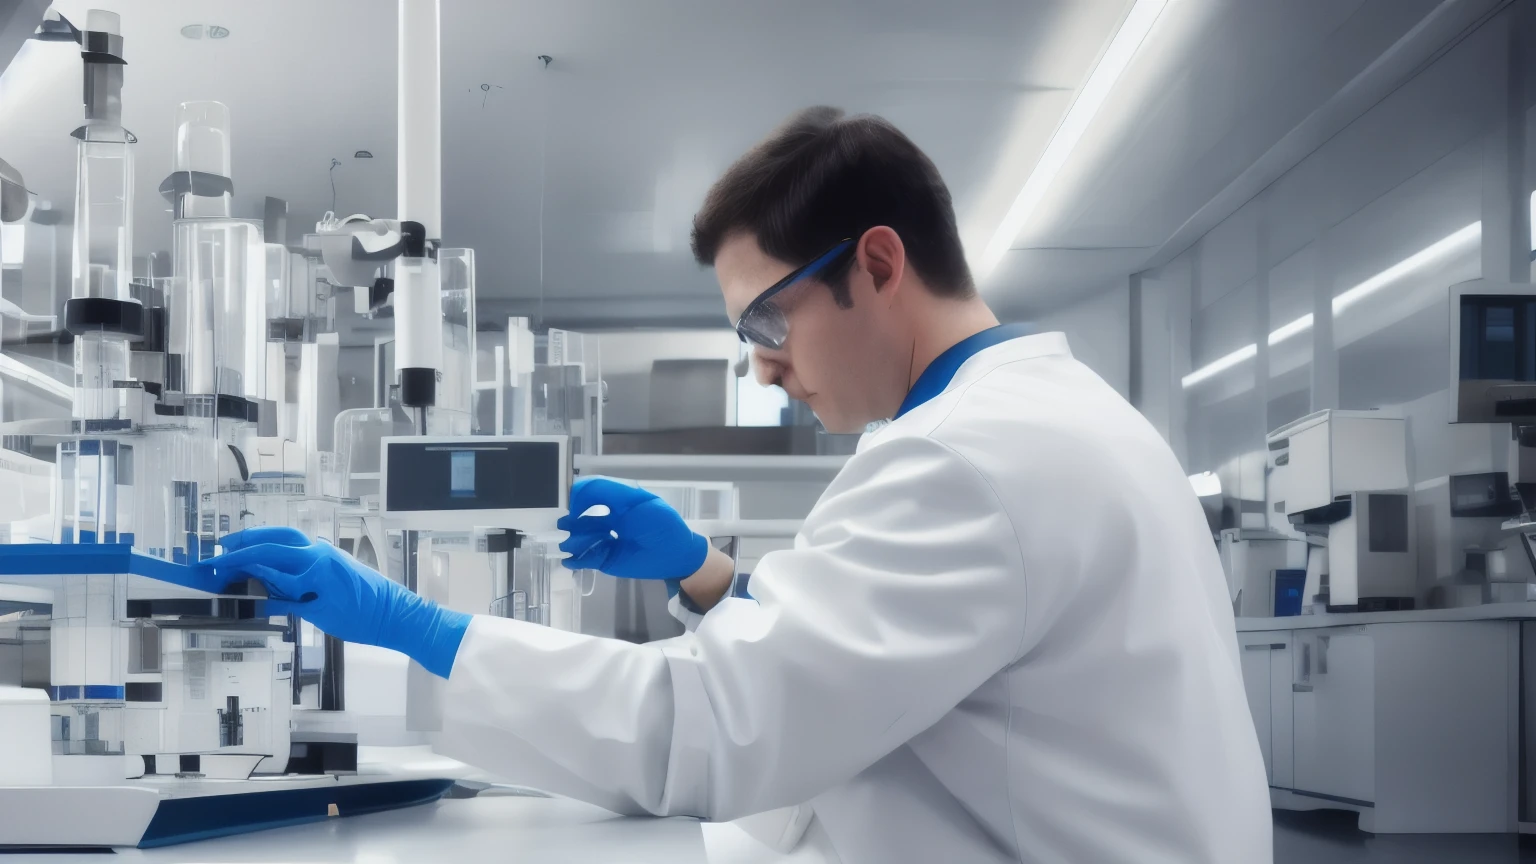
<box><xmin>202</xmin><ymin>107</ymin><xmax>1272</xmax><ymax>863</ymax></box>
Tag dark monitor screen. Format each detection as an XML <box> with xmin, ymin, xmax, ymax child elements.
<box><xmin>385</xmin><ymin>441</ymin><xmax>561</xmax><ymax>511</ymax></box>
<box><xmin>1457</xmin><ymin>294</ymin><xmax>1536</xmax><ymax>423</ymax></box>
<box><xmin>1461</xmin><ymin>295</ymin><xmax>1536</xmax><ymax>382</ymax></box>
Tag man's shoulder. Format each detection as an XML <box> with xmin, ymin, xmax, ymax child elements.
<box><xmin>859</xmin><ymin>353</ymin><xmax>1137</xmax><ymax>489</ymax></box>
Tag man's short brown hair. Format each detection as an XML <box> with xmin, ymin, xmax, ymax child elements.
<box><xmin>691</xmin><ymin>106</ymin><xmax>974</xmax><ymax>306</ymax></box>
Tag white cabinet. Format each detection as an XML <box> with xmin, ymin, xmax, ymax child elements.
<box><xmin>1238</xmin><ymin>633</ymin><xmax>1296</xmax><ymax>789</ymax></box>
<box><xmin>1238</xmin><ymin>620</ymin><xmax>1518</xmax><ymax>832</ymax></box>
<box><xmin>1291</xmin><ymin>630</ymin><xmax>1374</xmax><ymax>805</ymax></box>
<box><xmin>1238</xmin><ymin>638</ymin><xmax>1273</xmax><ymax>780</ymax></box>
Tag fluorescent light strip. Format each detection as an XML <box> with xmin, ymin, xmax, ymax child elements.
<box><xmin>1180</xmin><ymin>342</ymin><xmax>1256</xmax><ymax>388</ymax></box>
<box><xmin>1267</xmin><ymin>313</ymin><xmax>1313</xmax><ymax>346</ymax></box>
<box><xmin>1182</xmin><ymin>220</ymin><xmax>1486</xmax><ymax>389</ymax></box>
<box><xmin>975</xmin><ymin>0</ymin><xmax>1169</xmax><ymax>281</ymax></box>
<box><xmin>1331</xmin><ymin>221</ymin><xmax>1480</xmax><ymax>314</ymax></box>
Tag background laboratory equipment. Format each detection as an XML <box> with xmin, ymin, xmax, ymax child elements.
<box><xmin>66</xmin><ymin>10</ymin><xmax>143</xmax><ymax>429</ymax></box>
<box><xmin>1266</xmin><ymin>410</ymin><xmax>1416</xmax><ymax>612</ymax></box>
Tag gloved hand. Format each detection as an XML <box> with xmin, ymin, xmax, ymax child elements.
<box><xmin>557</xmin><ymin>477</ymin><xmax>709</xmax><ymax>580</ymax></box>
<box><xmin>194</xmin><ymin>526</ymin><xmax>471</xmax><ymax>679</ymax></box>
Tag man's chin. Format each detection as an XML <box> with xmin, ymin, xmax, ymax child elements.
<box><xmin>813</xmin><ymin>411</ymin><xmax>865</xmax><ymax>435</ymax></box>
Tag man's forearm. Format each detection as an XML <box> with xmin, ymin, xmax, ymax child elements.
<box><xmin>679</xmin><ymin>545</ymin><xmax>736</xmax><ymax>612</ymax></box>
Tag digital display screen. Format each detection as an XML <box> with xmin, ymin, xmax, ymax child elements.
<box><xmin>1460</xmin><ymin>295</ymin><xmax>1536</xmax><ymax>382</ymax></box>
<box><xmin>385</xmin><ymin>441</ymin><xmax>561</xmax><ymax>511</ymax></box>
<box><xmin>450</xmin><ymin>451</ymin><xmax>475</xmax><ymax>497</ymax></box>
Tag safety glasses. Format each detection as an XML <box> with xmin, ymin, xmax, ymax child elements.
<box><xmin>734</xmin><ymin>239</ymin><xmax>856</xmax><ymax>349</ymax></box>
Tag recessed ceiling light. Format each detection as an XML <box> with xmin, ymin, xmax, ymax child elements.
<box><xmin>180</xmin><ymin>24</ymin><xmax>229</xmax><ymax>39</ymax></box>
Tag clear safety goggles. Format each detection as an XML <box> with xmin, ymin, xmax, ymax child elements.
<box><xmin>734</xmin><ymin>239</ymin><xmax>856</xmax><ymax>350</ymax></box>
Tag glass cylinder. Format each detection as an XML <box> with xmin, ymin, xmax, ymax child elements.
<box><xmin>72</xmin><ymin>336</ymin><xmax>131</xmax><ymax>423</ymax></box>
<box><xmin>114</xmin><ymin>442</ymin><xmax>134</xmax><ymax>547</ymax></box>
<box><xmin>54</xmin><ymin>441</ymin><xmax>78</xmax><ymax>544</ymax></box>
<box><xmin>71</xmin><ymin>133</ymin><xmax>134</xmax><ymax>303</ymax></box>
<box><xmin>49</xmin><ymin>569</ymin><xmax>128</xmax><ymax>755</ymax></box>
<box><xmin>438</xmin><ymin>248</ymin><xmax>476</xmax><ymax>416</ymax></box>
<box><xmin>173</xmin><ymin>219</ymin><xmax>266</xmax><ymax>403</ymax></box>
<box><xmin>55</xmin><ymin>439</ymin><xmax>120</xmax><ymax>544</ymax></box>
<box><xmin>173</xmin><ymin>101</ymin><xmax>231</xmax><ymax>219</ymax></box>
<box><xmin>264</xmin><ymin>243</ymin><xmax>289</xmax><ymax>328</ymax></box>
<box><xmin>506</xmin><ymin>317</ymin><xmax>535</xmax><ymax>436</ymax></box>
<box><xmin>127</xmin><ymin>278</ymin><xmax>166</xmax><ymax>390</ymax></box>
<box><xmin>534</xmin><ymin>329</ymin><xmax>601</xmax><ymax>454</ymax></box>
<box><xmin>133</xmin><ymin>431</ymin><xmax>180</xmax><ymax>561</ymax></box>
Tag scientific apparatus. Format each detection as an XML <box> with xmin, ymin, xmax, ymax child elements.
<box><xmin>0</xmin><ymin>8</ymin><xmax>471</xmax><ymax>847</ymax></box>
<box><xmin>1218</xmin><ymin>530</ymin><xmax>1305</xmax><ymax>618</ymax></box>
<box><xmin>1266</xmin><ymin>409</ymin><xmax>1416</xmax><ymax>612</ymax></box>
<box><xmin>535</xmin><ymin>329</ymin><xmax>604</xmax><ymax>456</ymax></box>
<box><xmin>1450</xmin><ymin>280</ymin><xmax>1536</xmax><ymax>597</ymax></box>
<box><xmin>376</xmin><ymin>435</ymin><xmax>570</xmax><ymax>731</ymax></box>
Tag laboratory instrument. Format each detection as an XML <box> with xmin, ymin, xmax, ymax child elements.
<box><xmin>1220</xmin><ymin>530</ymin><xmax>1306</xmax><ymax>618</ymax></box>
<box><xmin>1266</xmin><ymin>409</ymin><xmax>1417</xmax><ymax>612</ymax></box>
<box><xmin>1446</xmin><ymin>279</ymin><xmax>1536</xmax><ymax>602</ymax></box>
<box><xmin>0</xmin><ymin>3</ymin><xmax>585</xmax><ymax>848</ymax></box>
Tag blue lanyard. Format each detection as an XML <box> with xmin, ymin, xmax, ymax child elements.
<box><xmin>894</xmin><ymin>323</ymin><xmax>1032</xmax><ymax>420</ymax></box>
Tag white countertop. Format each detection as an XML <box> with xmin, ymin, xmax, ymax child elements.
<box><xmin>0</xmin><ymin>791</ymin><xmax>838</xmax><ymax>864</ymax></box>
<box><xmin>9</xmin><ymin>794</ymin><xmax>708</xmax><ymax>864</ymax></box>
<box><xmin>1237</xmin><ymin>600</ymin><xmax>1536</xmax><ymax>631</ymax></box>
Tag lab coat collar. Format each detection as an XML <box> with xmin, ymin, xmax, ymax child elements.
<box><xmin>859</xmin><ymin>330</ymin><xmax>1072</xmax><ymax>447</ymax></box>
<box><xmin>903</xmin><ymin>329</ymin><xmax>1072</xmax><ymax>415</ymax></box>
<box><xmin>895</xmin><ymin>323</ymin><xmax>1034</xmax><ymax>419</ymax></box>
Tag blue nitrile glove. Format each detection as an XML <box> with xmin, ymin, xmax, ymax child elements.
<box><xmin>194</xmin><ymin>526</ymin><xmax>470</xmax><ymax>679</ymax></box>
<box><xmin>557</xmin><ymin>477</ymin><xmax>709</xmax><ymax>580</ymax></box>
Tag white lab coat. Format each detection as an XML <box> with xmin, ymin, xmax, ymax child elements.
<box><xmin>436</xmin><ymin>331</ymin><xmax>1273</xmax><ymax>864</ymax></box>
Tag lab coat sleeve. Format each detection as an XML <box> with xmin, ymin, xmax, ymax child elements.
<box><xmin>435</xmin><ymin>434</ymin><xmax>1027</xmax><ymax>820</ymax></box>
<box><xmin>664</xmin><ymin>579</ymin><xmax>708</xmax><ymax>632</ymax></box>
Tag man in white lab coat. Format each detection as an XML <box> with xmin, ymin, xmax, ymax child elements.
<box><xmin>205</xmin><ymin>107</ymin><xmax>1273</xmax><ymax>863</ymax></box>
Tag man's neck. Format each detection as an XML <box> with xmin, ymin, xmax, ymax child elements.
<box><xmin>906</xmin><ymin>296</ymin><xmax>1003</xmax><ymax>392</ymax></box>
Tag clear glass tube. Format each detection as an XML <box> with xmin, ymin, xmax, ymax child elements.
<box><xmin>57</xmin><ymin>438</ymin><xmax>122</xmax><ymax>544</ymax></box>
<box><xmin>49</xmin><ymin>569</ymin><xmax>127</xmax><ymax>756</ymax></box>
<box><xmin>264</xmin><ymin>243</ymin><xmax>289</xmax><ymax>327</ymax></box>
<box><xmin>135</xmin><ymin>432</ymin><xmax>177</xmax><ymax>560</ymax></box>
<box><xmin>438</xmin><ymin>248</ymin><xmax>476</xmax><ymax>417</ymax></box>
<box><xmin>534</xmin><ymin>330</ymin><xmax>602</xmax><ymax>454</ymax></box>
<box><xmin>55</xmin><ymin>441</ymin><xmax>78</xmax><ymax>543</ymax></box>
<box><xmin>71</xmin><ymin>133</ymin><xmax>134</xmax><ymax>303</ymax></box>
<box><xmin>173</xmin><ymin>101</ymin><xmax>231</xmax><ymax>219</ymax></box>
<box><xmin>73</xmin><ymin>335</ymin><xmax>130</xmax><ymax>423</ymax></box>
<box><xmin>174</xmin><ymin>219</ymin><xmax>266</xmax><ymax>402</ymax></box>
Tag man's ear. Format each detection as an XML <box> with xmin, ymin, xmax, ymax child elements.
<box><xmin>857</xmin><ymin>226</ymin><xmax>906</xmax><ymax>295</ymax></box>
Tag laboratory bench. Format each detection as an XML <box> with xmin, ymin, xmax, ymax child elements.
<box><xmin>1234</xmin><ymin>603</ymin><xmax>1536</xmax><ymax>835</ymax></box>
<box><xmin>3</xmin><ymin>792</ymin><xmax>829</xmax><ymax>864</ymax></box>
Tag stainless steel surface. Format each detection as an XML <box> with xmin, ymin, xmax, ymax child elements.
<box><xmin>649</xmin><ymin>359</ymin><xmax>729</xmax><ymax>430</ymax></box>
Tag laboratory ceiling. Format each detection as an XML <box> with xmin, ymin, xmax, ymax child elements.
<box><xmin>0</xmin><ymin>0</ymin><xmax>1493</xmax><ymax>330</ymax></box>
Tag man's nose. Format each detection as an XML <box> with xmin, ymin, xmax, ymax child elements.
<box><xmin>752</xmin><ymin>347</ymin><xmax>784</xmax><ymax>388</ymax></box>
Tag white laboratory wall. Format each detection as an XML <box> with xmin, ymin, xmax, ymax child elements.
<box><xmin>1031</xmin><ymin>282</ymin><xmax>1130</xmax><ymax>398</ymax></box>
<box><xmin>1141</xmin><ymin>2</ymin><xmax>1536</xmax><ymax>513</ymax></box>
<box><xmin>594</xmin><ymin>329</ymin><xmax>740</xmax><ymax>431</ymax></box>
